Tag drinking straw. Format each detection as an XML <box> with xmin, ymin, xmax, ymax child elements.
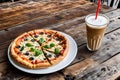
<box><xmin>95</xmin><ymin>0</ymin><xmax>101</xmax><ymax>20</ymax></box>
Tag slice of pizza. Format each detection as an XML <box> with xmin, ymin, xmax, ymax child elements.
<box><xmin>11</xmin><ymin>33</ymin><xmax>51</xmax><ymax>69</ymax></box>
<box><xmin>32</xmin><ymin>29</ymin><xmax>69</xmax><ymax>65</ymax></box>
<box><xmin>42</xmin><ymin>39</ymin><xmax>69</xmax><ymax>65</ymax></box>
<box><xmin>28</xmin><ymin>29</ymin><xmax>47</xmax><ymax>45</ymax></box>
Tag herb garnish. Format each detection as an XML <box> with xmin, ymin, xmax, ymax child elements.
<box><xmin>20</xmin><ymin>46</ymin><xmax>24</xmax><ymax>51</ymax></box>
<box><xmin>39</xmin><ymin>38</ymin><xmax>45</xmax><ymax>43</ymax></box>
<box><xmin>54</xmin><ymin>48</ymin><xmax>60</xmax><ymax>54</ymax></box>
<box><xmin>26</xmin><ymin>43</ymin><xmax>33</xmax><ymax>47</ymax></box>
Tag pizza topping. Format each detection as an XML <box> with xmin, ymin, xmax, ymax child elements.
<box><xmin>24</xmin><ymin>52</ymin><xmax>29</xmax><ymax>56</ymax></box>
<box><xmin>43</xmin><ymin>43</ymin><xmax>55</xmax><ymax>49</ymax></box>
<box><xmin>60</xmin><ymin>50</ymin><xmax>64</xmax><ymax>55</ymax></box>
<box><xmin>24</xmin><ymin>38</ymin><xmax>28</xmax><ymax>41</ymax></box>
<box><xmin>30</xmin><ymin>47</ymin><xmax>43</xmax><ymax>57</ymax></box>
<box><xmin>40</xmin><ymin>32</ymin><xmax>44</xmax><ymax>35</ymax></box>
<box><xmin>17</xmin><ymin>52</ymin><xmax>22</xmax><ymax>54</ymax></box>
<box><xmin>44</xmin><ymin>45</ymin><xmax>50</xmax><ymax>48</ymax></box>
<box><xmin>15</xmin><ymin>45</ymin><xmax>21</xmax><ymax>49</ymax></box>
<box><xmin>47</xmin><ymin>54</ymin><xmax>52</xmax><ymax>58</ymax></box>
<box><xmin>34</xmin><ymin>50</ymin><xmax>43</xmax><ymax>57</ymax></box>
<box><xmin>43</xmin><ymin>58</ymin><xmax>47</xmax><ymax>60</ymax></box>
<box><xmin>54</xmin><ymin>48</ymin><xmax>60</xmax><ymax>54</ymax></box>
<box><xmin>34</xmin><ymin>35</ymin><xmax>38</xmax><ymax>38</ymax></box>
<box><xmin>20</xmin><ymin>46</ymin><xmax>24</xmax><ymax>51</ymax></box>
<box><xmin>55</xmin><ymin>37</ymin><xmax>60</xmax><ymax>41</ymax></box>
<box><xmin>50</xmin><ymin>43</ymin><xmax>55</xmax><ymax>47</ymax></box>
<box><xmin>31</xmin><ymin>39</ymin><xmax>35</xmax><ymax>42</ymax></box>
<box><xmin>39</xmin><ymin>38</ymin><xmax>45</xmax><ymax>44</ymax></box>
<box><xmin>43</xmin><ymin>50</ymin><xmax>56</xmax><ymax>59</ymax></box>
<box><xmin>58</xmin><ymin>42</ymin><xmax>62</xmax><ymax>45</ymax></box>
<box><xmin>26</xmin><ymin>43</ymin><xmax>34</xmax><ymax>47</ymax></box>
<box><xmin>30</xmin><ymin>48</ymin><xmax>36</xmax><ymax>52</ymax></box>
<box><xmin>47</xmin><ymin>34</ymin><xmax>52</xmax><ymax>38</ymax></box>
<box><xmin>29</xmin><ymin>57</ymin><xmax>34</xmax><ymax>60</ymax></box>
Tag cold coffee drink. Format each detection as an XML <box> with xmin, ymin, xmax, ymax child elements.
<box><xmin>85</xmin><ymin>14</ymin><xmax>109</xmax><ymax>51</ymax></box>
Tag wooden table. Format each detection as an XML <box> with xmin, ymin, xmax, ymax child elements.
<box><xmin>0</xmin><ymin>0</ymin><xmax>120</xmax><ymax>80</ymax></box>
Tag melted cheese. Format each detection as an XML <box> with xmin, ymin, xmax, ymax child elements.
<box><xmin>34</xmin><ymin>54</ymin><xmax>46</xmax><ymax>60</ymax></box>
<box><xmin>44</xmin><ymin>50</ymin><xmax>56</xmax><ymax>59</ymax></box>
<box><xmin>18</xmin><ymin>36</ymin><xmax>47</xmax><ymax>61</ymax></box>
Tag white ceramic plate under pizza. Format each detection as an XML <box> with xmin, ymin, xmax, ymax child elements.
<box><xmin>8</xmin><ymin>32</ymin><xmax>78</xmax><ymax>74</ymax></box>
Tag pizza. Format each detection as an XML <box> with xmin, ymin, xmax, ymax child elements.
<box><xmin>11</xmin><ymin>29</ymin><xmax>69</xmax><ymax>69</ymax></box>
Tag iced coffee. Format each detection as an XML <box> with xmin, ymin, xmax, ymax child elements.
<box><xmin>85</xmin><ymin>14</ymin><xmax>109</xmax><ymax>51</ymax></box>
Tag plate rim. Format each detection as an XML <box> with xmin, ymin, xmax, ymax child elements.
<box><xmin>8</xmin><ymin>32</ymin><xmax>78</xmax><ymax>74</ymax></box>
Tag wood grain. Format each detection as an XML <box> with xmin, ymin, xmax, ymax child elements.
<box><xmin>63</xmin><ymin>59</ymin><xmax>94</xmax><ymax>76</ymax></box>
<box><xmin>0</xmin><ymin>0</ymin><xmax>89</xmax><ymax>30</ymax></box>
<box><xmin>0</xmin><ymin>0</ymin><xmax>119</xmax><ymax>80</ymax></box>
<box><xmin>76</xmin><ymin>53</ymin><xmax>120</xmax><ymax>80</ymax></box>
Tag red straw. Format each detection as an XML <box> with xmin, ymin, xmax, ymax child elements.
<box><xmin>95</xmin><ymin>0</ymin><xmax>101</xmax><ymax>20</ymax></box>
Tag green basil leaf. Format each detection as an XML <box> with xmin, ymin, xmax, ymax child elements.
<box><xmin>26</xmin><ymin>43</ymin><xmax>33</xmax><ymax>47</ymax></box>
<box><xmin>50</xmin><ymin>43</ymin><xmax>55</xmax><ymax>48</ymax></box>
<box><xmin>44</xmin><ymin>45</ymin><xmax>50</xmax><ymax>48</ymax></box>
<box><xmin>39</xmin><ymin>38</ymin><xmax>45</xmax><ymax>43</ymax></box>
<box><xmin>30</xmin><ymin>48</ymin><xmax>36</xmax><ymax>52</ymax></box>
<box><xmin>20</xmin><ymin>46</ymin><xmax>24</xmax><ymax>51</ymax></box>
<box><xmin>34</xmin><ymin>50</ymin><xmax>43</xmax><ymax>57</ymax></box>
<box><xmin>54</xmin><ymin>48</ymin><xmax>60</xmax><ymax>54</ymax></box>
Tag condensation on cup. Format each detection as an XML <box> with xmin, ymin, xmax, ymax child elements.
<box><xmin>85</xmin><ymin>13</ymin><xmax>109</xmax><ymax>51</ymax></box>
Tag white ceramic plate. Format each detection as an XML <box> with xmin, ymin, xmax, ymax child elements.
<box><xmin>8</xmin><ymin>32</ymin><xmax>78</xmax><ymax>74</ymax></box>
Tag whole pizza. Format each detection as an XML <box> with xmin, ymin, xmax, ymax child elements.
<box><xmin>11</xmin><ymin>29</ymin><xmax>69</xmax><ymax>69</ymax></box>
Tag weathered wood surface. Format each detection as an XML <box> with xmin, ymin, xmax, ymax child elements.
<box><xmin>76</xmin><ymin>53</ymin><xmax>120</xmax><ymax>80</ymax></box>
<box><xmin>0</xmin><ymin>0</ymin><xmax>120</xmax><ymax>80</ymax></box>
<box><xmin>0</xmin><ymin>0</ymin><xmax>113</xmax><ymax>30</ymax></box>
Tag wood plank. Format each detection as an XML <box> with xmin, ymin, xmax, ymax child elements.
<box><xmin>75</xmin><ymin>53</ymin><xmax>120</xmax><ymax>80</ymax></box>
<box><xmin>110</xmin><ymin>72</ymin><xmax>120</xmax><ymax>80</ymax></box>
<box><xmin>20</xmin><ymin>73</ymin><xmax>64</xmax><ymax>80</ymax></box>
<box><xmin>63</xmin><ymin>59</ymin><xmax>94</xmax><ymax>77</ymax></box>
<box><xmin>91</xmin><ymin>28</ymin><xmax>120</xmax><ymax>63</ymax></box>
<box><xmin>0</xmin><ymin>5</ymin><xmax>118</xmax><ymax>47</ymax></box>
<box><xmin>0</xmin><ymin>0</ymin><xmax>90</xmax><ymax>30</ymax></box>
<box><xmin>0</xmin><ymin>62</ymin><xmax>24</xmax><ymax>80</ymax></box>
